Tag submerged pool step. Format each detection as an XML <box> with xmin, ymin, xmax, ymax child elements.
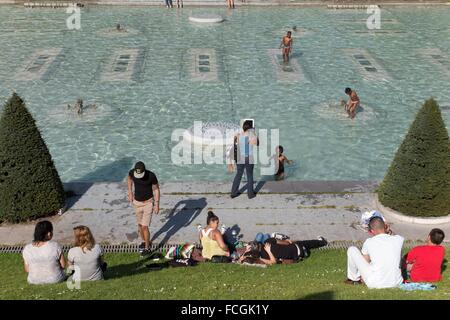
<box><xmin>100</xmin><ymin>48</ymin><xmax>145</xmax><ymax>82</ymax></box>
<box><xmin>15</xmin><ymin>48</ymin><xmax>63</xmax><ymax>81</ymax></box>
<box><xmin>268</xmin><ymin>49</ymin><xmax>308</xmax><ymax>83</ymax></box>
<box><xmin>343</xmin><ymin>48</ymin><xmax>390</xmax><ymax>81</ymax></box>
<box><xmin>186</xmin><ymin>48</ymin><xmax>220</xmax><ymax>82</ymax></box>
<box><xmin>416</xmin><ymin>48</ymin><xmax>450</xmax><ymax>76</ymax></box>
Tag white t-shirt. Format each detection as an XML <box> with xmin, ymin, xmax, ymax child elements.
<box><xmin>361</xmin><ymin>233</ymin><xmax>404</xmax><ymax>289</ymax></box>
<box><xmin>22</xmin><ymin>241</ymin><xmax>66</xmax><ymax>285</ymax></box>
<box><xmin>68</xmin><ymin>244</ymin><xmax>103</xmax><ymax>281</ymax></box>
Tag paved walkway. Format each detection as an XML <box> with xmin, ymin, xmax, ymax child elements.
<box><xmin>1</xmin><ymin>181</ymin><xmax>450</xmax><ymax>246</ymax></box>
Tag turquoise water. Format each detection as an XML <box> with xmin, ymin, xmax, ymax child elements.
<box><xmin>0</xmin><ymin>6</ymin><xmax>449</xmax><ymax>182</ymax></box>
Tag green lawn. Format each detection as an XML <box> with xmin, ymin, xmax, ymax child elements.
<box><xmin>1</xmin><ymin>250</ymin><xmax>449</xmax><ymax>300</ymax></box>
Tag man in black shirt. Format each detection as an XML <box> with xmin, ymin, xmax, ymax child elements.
<box><xmin>240</xmin><ymin>236</ymin><xmax>328</xmax><ymax>265</ymax></box>
<box><xmin>127</xmin><ymin>161</ymin><xmax>160</xmax><ymax>256</ymax></box>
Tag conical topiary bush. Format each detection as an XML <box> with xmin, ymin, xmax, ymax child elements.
<box><xmin>0</xmin><ymin>93</ymin><xmax>65</xmax><ymax>223</ymax></box>
<box><xmin>378</xmin><ymin>98</ymin><xmax>450</xmax><ymax>217</ymax></box>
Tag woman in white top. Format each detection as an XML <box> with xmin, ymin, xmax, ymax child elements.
<box><xmin>67</xmin><ymin>226</ymin><xmax>105</xmax><ymax>281</ymax></box>
<box><xmin>22</xmin><ymin>221</ymin><xmax>66</xmax><ymax>285</ymax></box>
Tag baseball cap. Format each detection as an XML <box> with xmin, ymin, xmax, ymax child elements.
<box><xmin>133</xmin><ymin>161</ymin><xmax>146</xmax><ymax>179</ymax></box>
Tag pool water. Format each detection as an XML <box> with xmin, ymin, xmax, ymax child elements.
<box><xmin>0</xmin><ymin>6</ymin><xmax>449</xmax><ymax>182</ymax></box>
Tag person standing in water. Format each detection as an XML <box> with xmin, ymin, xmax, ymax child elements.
<box><xmin>231</xmin><ymin>120</ymin><xmax>259</xmax><ymax>199</ymax></box>
<box><xmin>344</xmin><ymin>87</ymin><xmax>360</xmax><ymax>119</ymax></box>
<box><xmin>274</xmin><ymin>145</ymin><xmax>293</xmax><ymax>180</ymax></box>
<box><xmin>279</xmin><ymin>31</ymin><xmax>293</xmax><ymax>63</ymax></box>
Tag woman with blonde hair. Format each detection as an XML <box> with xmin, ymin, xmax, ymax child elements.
<box><xmin>67</xmin><ymin>226</ymin><xmax>106</xmax><ymax>281</ymax></box>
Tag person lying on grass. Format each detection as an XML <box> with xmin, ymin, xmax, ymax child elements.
<box><xmin>238</xmin><ymin>236</ymin><xmax>327</xmax><ymax>265</ymax></box>
<box><xmin>402</xmin><ymin>228</ymin><xmax>446</xmax><ymax>283</ymax></box>
<box><xmin>346</xmin><ymin>216</ymin><xmax>404</xmax><ymax>289</ymax></box>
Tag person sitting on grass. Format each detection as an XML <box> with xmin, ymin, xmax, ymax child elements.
<box><xmin>22</xmin><ymin>221</ymin><xmax>66</xmax><ymax>285</ymax></box>
<box><xmin>199</xmin><ymin>211</ymin><xmax>230</xmax><ymax>260</ymax></box>
<box><xmin>402</xmin><ymin>228</ymin><xmax>446</xmax><ymax>283</ymax></box>
<box><xmin>239</xmin><ymin>236</ymin><xmax>327</xmax><ymax>265</ymax></box>
<box><xmin>67</xmin><ymin>225</ymin><xmax>107</xmax><ymax>281</ymax></box>
<box><xmin>345</xmin><ymin>216</ymin><xmax>404</xmax><ymax>288</ymax></box>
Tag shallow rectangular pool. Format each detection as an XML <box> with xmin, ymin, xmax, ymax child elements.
<box><xmin>0</xmin><ymin>6</ymin><xmax>449</xmax><ymax>182</ymax></box>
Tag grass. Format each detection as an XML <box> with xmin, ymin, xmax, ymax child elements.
<box><xmin>1</xmin><ymin>250</ymin><xmax>449</xmax><ymax>300</ymax></box>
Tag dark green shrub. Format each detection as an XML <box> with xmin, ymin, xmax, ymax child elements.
<box><xmin>378</xmin><ymin>98</ymin><xmax>450</xmax><ymax>217</ymax></box>
<box><xmin>0</xmin><ymin>93</ymin><xmax>65</xmax><ymax>223</ymax></box>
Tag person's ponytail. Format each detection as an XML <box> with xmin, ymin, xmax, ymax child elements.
<box><xmin>206</xmin><ymin>210</ymin><xmax>219</xmax><ymax>225</ymax></box>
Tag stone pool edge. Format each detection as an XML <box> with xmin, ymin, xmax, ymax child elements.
<box><xmin>64</xmin><ymin>180</ymin><xmax>380</xmax><ymax>195</ymax></box>
<box><xmin>374</xmin><ymin>194</ymin><xmax>450</xmax><ymax>225</ymax></box>
<box><xmin>1</xmin><ymin>1</ymin><xmax>450</xmax><ymax>6</ymax></box>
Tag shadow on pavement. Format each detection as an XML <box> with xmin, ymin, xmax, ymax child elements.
<box><xmin>237</xmin><ymin>180</ymin><xmax>266</xmax><ymax>196</ymax></box>
<box><xmin>151</xmin><ymin>197</ymin><xmax>208</xmax><ymax>244</ymax></box>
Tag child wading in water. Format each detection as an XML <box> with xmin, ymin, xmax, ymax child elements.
<box><xmin>341</xmin><ymin>87</ymin><xmax>360</xmax><ymax>119</ymax></box>
<box><xmin>279</xmin><ymin>31</ymin><xmax>293</xmax><ymax>64</ymax></box>
<box><xmin>274</xmin><ymin>145</ymin><xmax>293</xmax><ymax>180</ymax></box>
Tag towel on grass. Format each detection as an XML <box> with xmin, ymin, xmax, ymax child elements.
<box><xmin>399</xmin><ymin>282</ymin><xmax>437</xmax><ymax>291</ymax></box>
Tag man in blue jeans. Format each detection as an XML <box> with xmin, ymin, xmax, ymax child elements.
<box><xmin>231</xmin><ymin>120</ymin><xmax>258</xmax><ymax>199</ymax></box>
